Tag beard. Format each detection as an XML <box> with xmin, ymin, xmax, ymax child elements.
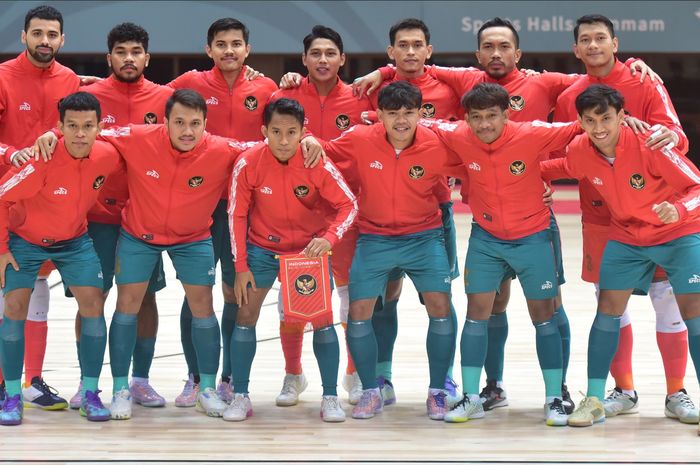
<box><xmin>28</xmin><ymin>46</ymin><xmax>55</xmax><ymax>64</ymax></box>
<box><xmin>113</xmin><ymin>70</ymin><xmax>143</xmax><ymax>83</ymax></box>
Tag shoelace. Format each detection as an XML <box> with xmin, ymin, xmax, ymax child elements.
<box><xmin>35</xmin><ymin>379</ymin><xmax>60</xmax><ymax>396</ymax></box>
<box><xmin>280</xmin><ymin>379</ymin><xmax>297</xmax><ymax>395</ymax></box>
<box><xmin>433</xmin><ymin>391</ymin><xmax>446</xmax><ymax>408</ymax></box>
<box><xmin>672</xmin><ymin>392</ymin><xmax>696</xmax><ymax>409</ymax></box>
<box><xmin>549</xmin><ymin>398</ymin><xmax>566</xmax><ymax>415</ymax></box>
<box><xmin>85</xmin><ymin>390</ymin><xmax>105</xmax><ymax>408</ymax></box>
<box><xmin>358</xmin><ymin>390</ymin><xmax>376</xmax><ymax>407</ymax></box>
<box><xmin>324</xmin><ymin>397</ymin><xmax>340</xmax><ymax>410</ymax></box>
<box><xmin>452</xmin><ymin>394</ymin><xmax>470</xmax><ymax>410</ymax></box>
<box><xmin>3</xmin><ymin>395</ymin><xmax>21</xmax><ymax>411</ymax></box>
<box><xmin>180</xmin><ymin>379</ymin><xmax>196</xmax><ymax>395</ymax></box>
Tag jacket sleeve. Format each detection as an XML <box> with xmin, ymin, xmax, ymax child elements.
<box><xmin>317</xmin><ymin>160</ymin><xmax>358</xmax><ymax>247</ymax></box>
<box><xmin>98</xmin><ymin>125</ymin><xmax>133</xmax><ymax>160</ymax></box>
<box><xmin>540</xmin><ymin>156</ymin><xmax>579</xmax><ymax>183</ymax></box>
<box><xmin>228</xmin><ymin>157</ymin><xmax>254</xmax><ymax>273</ymax></box>
<box><xmin>531</xmin><ymin>121</ymin><xmax>583</xmax><ymax>155</ymax></box>
<box><xmin>428</xmin><ymin>65</ymin><xmax>483</xmax><ymax>98</ymax></box>
<box><xmin>321</xmin><ymin>127</ymin><xmax>360</xmax><ymax>176</ymax></box>
<box><xmin>652</xmin><ymin>146</ymin><xmax>700</xmax><ymax>221</ymax></box>
<box><xmin>0</xmin><ymin>142</ymin><xmax>18</xmax><ymax>166</ymax></box>
<box><xmin>642</xmin><ymin>83</ymin><xmax>688</xmax><ymax>154</ymax></box>
<box><xmin>0</xmin><ymin>162</ymin><xmax>46</xmax><ymax>253</ymax></box>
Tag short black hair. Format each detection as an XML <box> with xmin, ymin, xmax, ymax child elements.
<box><xmin>461</xmin><ymin>83</ymin><xmax>510</xmax><ymax>112</ymax></box>
<box><xmin>24</xmin><ymin>5</ymin><xmax>63</xmax><ymax>33</ymax></box>
<box><xmin>574</xmin><ymin>14</ymin><xmax>615</xmax><ymax>42</ymax></box>
<box><xmin>165</xmin><ymin>89</ymin><xmax>207</xmax><ymax>119</ymax></box>
<box><xmin>58</xmin><ymin>92</ymin><xmax>101</xmax><ymax>122</ymax></box>
<box><xmin>377</xmin><ymin>81</ymin><xmax>422</xmax><ymax>111</ymax></box>
<box><xmin>575</xmin><ymin>84</ymin><xmax>625</xmax><ymax>116</ymax></box>
<box><xmin>207</xmin><ymin>18</ymin><xmax>249</xmax><ymax>46</ymax></box>
<box><xmin>303</xmin><ymin>25</ymin><xmax>343</xmax><ymax>55</ymax></box>
<box><xmin>263</xmin><ymin>98</ymin><xmax>305</xmax><ymax>127</ymax></box>
<box><xmin>389</xmin><ymin>18</ymin><xmax>430</xmax><ymax>45</ymax></box>
<box><xmin>107</xmin><ymin>22</ymin><xmax>149</xmax><ymax>53</ymax></box>
<box><xmin>478</xmin><ymin>17</ymin><xmax>520</xmax><ymax>49</ymax></box>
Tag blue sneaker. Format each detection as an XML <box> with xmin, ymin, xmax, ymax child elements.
<box><xmin>0</xmin><ymin>394</ymin><xmax>23</xmax><ymax>426</ymax></box>
<box><xmin>80</xmin><ymin>390</ymin><xmax>110</xmax><ymax>422</ymax></box>
<box><xmin>377</xmin><ymin>376</ymin><xmax>396</xmax><ymax>406</ymax></box>
<box><xmin>444</xmin><ymin>376</ymin><xmax>461</xmax><ymax>407</ymax></box>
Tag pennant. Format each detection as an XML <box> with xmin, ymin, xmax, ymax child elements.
<box><xmin>278</xmin><ymin>253</ymin><xmax>333</xmax><ymax>327</ymax></box>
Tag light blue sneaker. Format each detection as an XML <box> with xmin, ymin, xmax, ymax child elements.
<box><xmin>444</xmin><ymin>376</ymin><xmax>461</xmax><ymax>408</ymax></box>
<box><xmin>0</xmin><ymin>394</ymin><xmax>23</xmax><ymax>426</ymax></box>
<box><xmin>80</xmin><ymin>390</ymin><xmax>110</xmax><ymax>422</ymax></box>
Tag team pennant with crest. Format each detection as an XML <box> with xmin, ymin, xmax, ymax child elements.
<box><xmin>278</xmin><ymin>253</ymin><xmax>333</xmax><ymax>327</ymax></box>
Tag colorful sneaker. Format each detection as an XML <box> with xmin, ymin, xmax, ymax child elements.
<box><xmin>444</xmin><ymin>376</ymin><xmax>461</xmax><ymax>408</ymax></box>
<box><xmin>342</xmin><ymin>372</ymin><xmax>363</xmax><ymax>405</ymax></box>
<box><xmin>479</xmin><ymin>379</ymin><xmax>508</xmax><ymax>411</ymax></box>
<box><xmin>80</xmin><ymin>390</ymin><xmax>110</xmax><ymax>422</ymax></box>
<box><xmin>544</xmin><ymin>398</ymin><xmax>568</xmax><ymax>426</ymax></box>
<box><xmin>377</xmin><ymin>376</ymin><xmax>396</xmax><ymax>406</ymax></box>
<box><xmin>275</xmin><ymin>373</ymin><xmax>308</xmax><ymax>407</ymax></box>
<box><xmin>216</xmin><ymin>379</ymin><xmax>234</xmax><ymax>404</ymax></box>
<box><xmin>603</xmin><ymin>387</ymin><xmax>639</xmax><ymax>417</ymax></box>
<box><xmin>110</xmin><ymin>389</ymin><xmax>132</xmax><ymax>420</ymax></box>
<box><xmin>22</xmin><ymin>377</ymin><xmax>68</xmax><ymax>410</ymax></box>
<box><xmin>320</xmin><ymin>395</ymin><xmax>346</xmax><ymax>423</ymax></box>
<box><xmin>568</xmin><ymin>396</ymin><xmax>605</xmax><ymax>427</ymax></box>
<box><xmin>223</xmin><ymin>393</ymin><xmax>253</xmax><ymax>422</ymax></box>
<box><xmin>69</xmin><ymin>381</ymin><xmax>83</xmax><ymax>410</ymax></box>
<box><xmin>196</xmin><ymin>387</ymin><xmax>227</xmax><ymax>417</ymax></box>
<box><xmin>426</xmin><ymin>389</ymin><xmax>448</xmax><ymax>420</ymax></box>
<box><xmin>130</xmin><ymin>379</ymin><xmax>166</xmax><ymax>407</ymax></box>
<box><xmin>665</xmin><ymin>389</ymin><xmax>700</xmax><ymax>424</ymax></box>
<box><xmin>0</xmin><ymin>382</ymin><xmax>6</xmax><ymax>410</ymax></box>
<box><xmin>561</xmin><ymin>383</ymin><xmax>575</xmax><ymax>415</ymax></box>
<box><xmin>444</xmin><ymin>394</ymin><xmax>485</xmax><ymax>423</ymax></box>
<box><xmin>0</xmin><ymin>394</ymin><xmax>23</xmax><ymax>426</ymax></box>
<box><xmin>175</xmin><ymin>375</ymin><xmax>199</xmax><ymax>408</ymax></box>
<box><xmin>351</xmin><ymin>387</ymin><xmax>383</xmax><ymax>419</ymax></box>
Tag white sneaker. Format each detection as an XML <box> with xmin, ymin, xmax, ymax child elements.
<box><xmin>223</xmin><ymin>393</ymin><xmax>253</xmax><ymax>422</ymax></box>
<box><xmin>275</xmin><ymin>373</ymin><xmax>308</xmax><ymax>406</ymax></box>
<box><xmin>69</xmin><ymin>381</ymin><xmax>83</xmax><ymax>410</ymax></box>
<box><xmin>196</xmin><ymin>387</ymin><xmax>228</xmax><ymax>417</ymax></box>
<box><xmin>603</xmin><ymin>387</ymin><xmax>639</xmax><ymax>417</ymax></box>
<box><xmin>320</xmin><ymin>395</ymin><xmax>346</xmax><ymax>422</ymax></box>
<box><xmin>544</xmin><ymin>398</ymin><xmax>568</xmax><ymax>426</ymax></box>
<box><xmin>665</xmin><ymin>389</ymin><xmax>700</xmax><ymax>424</ymax></box>
<box><xmin>444</xmin><ymin>394</ymin><xmax>485</xmax><ymax>423</ymax></box>
<box><xmin>110</xmin><ymin>389</ymin><xmax>132</xmax><ymax>420</ymax></box>
<box><xmin>342</xmin><ymin>372</ymin><xmax>363</xmax><ymax>405</ymax></box>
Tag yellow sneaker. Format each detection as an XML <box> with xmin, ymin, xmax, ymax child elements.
<box><xmin>568</xmin><ymin>396</ymin><xmax>605</xmax><ymax>427</ymax></box>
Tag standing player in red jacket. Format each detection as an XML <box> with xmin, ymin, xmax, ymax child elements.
<box><xmin>553</xmin><ymin>14</ymin><xmax>697</xmax><ymax>422</ymax></box>
<box><xmin>0</xmin><ymin>5</ymin><xmax>79</xmax><ymax>412</ymax></box>
<box><xmin>225</xmin><ymin>98</ymin><xmax>357</xmax><ymax>422</ymax></box>
<box><xmin>270</xmin><ymin>26</ymin><xmax>371</xmax><ymax>407</ymax></box>
<box><xmin>0</xmin><ymin>92</ymin><xmax>120</xmax><ymax>425</ymax></box>
<box><xmin>168</xmin><ymin>18</ymin><xmax>278</xmax><ymax>405</ymax></box>
<box><xmin>65</xmin><ymin>22</ymin><xmax>174</xmax><ymax>411</ymax></box>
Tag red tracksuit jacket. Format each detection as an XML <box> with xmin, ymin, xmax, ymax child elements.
<box><xmin>229</xmin><ymin>143</ymin><xmax>357</xmax><ymax>272</ymax></box>
<box><xmin>541</xmin><ymin>127</ymin><xmax>700</xmax><ymax>246</ymax></box>
<box><xmin>0</xmin><ymin>140</ymin><xmax>120</xmax><ymax>253</ymax></box>
<box><xmin>84</xmin><ymin>75</ymin><xmax>173</xmax><ymax>224</ymax></box>
<box><xmin>99</xmin><ymin>124</ymin><xmax>254</xmax><ymax>245</ymax></box>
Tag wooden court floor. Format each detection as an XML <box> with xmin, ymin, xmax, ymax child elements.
<box><xmin>2</xmin><ymin>212</ymin><xmax>699</xmax><ymax>465</ymax></box>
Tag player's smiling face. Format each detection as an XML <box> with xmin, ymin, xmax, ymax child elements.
<box><xmin>262</xmin><ymin>113</ymin><xmax>303</xmax><ymax>163</ymax></box>
<box><xmin>466</xmin><ymin>105</ymin><xmax>508</xmax><ymax>144</ymax></box>
<box><xmin>574</xmin><ymin>23</ymin><xmax>618</xmax><ymax>70</ymax></box>
<box><xmin>22</xmin><ymin>18</ymin><xmax>64</xmax><ymax>66</ymax></box>
<box><xmin>165</xmin><ymin>103</ymin><xmax>207</xmax><ymax>152</ymax></box>
<box><xmin>303</xmin><ymin>38</ymin><xmax>345</xmax><ymax>84</ymax></box>
<box><xmin>388</xmin><ymin>29</ymin><xmax>432</xmax><ymax>77</ymax></box>
<box><xmin>377</xmin><ymin>106</ymin><xmax>420</xmax><ymax>148</ymax></box>
<box><xmin>578</xmin><ymin>105</ymin><xmax>624</xmax><ymax>156</ymax></box>
<box><xmin>477</xmin><ymin>26</ymin><xmax>522</xmax><ymax>79</ymax></box>
<box><xmin>206</xmin><ymin>29</ymin><xmax>251</xmax><ymax>74</ymax></box>
<box><xmin>58</xmin><ymin>110</ymin><xmax>101</xmax><ymax>159</ymax></box>
<box><xmin>108</xmin><ymin>41</ymin><xmax>149</xmax><ymax>83</ymax></box>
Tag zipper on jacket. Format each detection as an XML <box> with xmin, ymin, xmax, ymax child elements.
<box><xmin>163</xmin><ymin>156</ymin><xmax>179</xmax><ymax>242</ymax></box>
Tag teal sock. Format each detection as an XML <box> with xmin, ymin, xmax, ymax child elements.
<box><xmin>82</xmin><ymin>376</ymin><xmax>99</xmax><ymax>395</ymax></box>
<box><xmin>191</xmin><ymin>315</ymin><xmax>220</xmax><ymax>390</ymax></box>
<box><xmin>447</xmin><ymin>300</ymin><xmax>458</xmax><ymax>379</ymax></box>
<box><xmin>76</xmin><ymin>340</ymin><xmax>82</xmax><ymax>374</ymax></box>
<box><xmin>313</xmin><ymin>325</ymin><xmax>340</xmax><ymax>396</ymax></box>
<box><xmin>587</xmin><ymin>312</ymin><xmax>621</xmax><ymax>399</ymax></box>
<box><xmin>373</xmin><ymin>298</ymin><xmax>398</xmax><ymax>380</ymax></box>
<box><xmin>347</xmin><ymin>318</ymin><xmax>378</xmax><ymax>389</ymax></box>
<box><xmin>427</xmin><ymin>316</ymin><xmax>455</xmax><ymax>389</ymax></box>
<box><xmin>484</xmin><ymin>311</ymin><xmax>508</xmax><ymax>382</ymax></box>
<box><xmin>683</xmin><ymin>316</ymin><xmax>700</xmax><ymax>387</ymax></box>
<box><xmin>555</xmin><ymin>305</ymin><xmax>571</xmax><ymax>383</ymax></box>
<box><xmin>460</xmin><ymin>318</ymin><xmax>488</xmax><ymax>395</ymax></box>
<box><xmin>132</xmin><ymin>337</ymin><xmax>156</xmax><ymax>379</ymax></box>
<box><xmin>179</xmin><ymin>299</ymin><xmax>199</xmax><ymax>376</ymax></box>
<box><xmin>533</xmin><ymin>315</ymin><xmax>563</xmax><ymax>398</ymax></box>
<box><xmin>231</xmin><ymin>325</ymin><xmax>257</xmax><ymax>394</ymax></box>
<box><xmin>0</xmin><ymin>316</ymin><xmax>24</xmax><ymax>396</ymax></box>
<box><xmin>109</xmin><ymin>311</ymin><xmax>137</xmax><ymax>392</ymax></box>
<box><xmin>80</xmin><ymin>316</ymin><xmax>107</xmax><ymax>380</ymax></box>
<box><xmin>220</xmin><ymin>302</ymin><xmax>238</xmax><ymax>379</ymax></box>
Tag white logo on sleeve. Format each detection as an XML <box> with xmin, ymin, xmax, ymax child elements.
<box><xmin>592</xmin><ymin>177</ymin><xmax>603</xmax><ymax>186</ymax></box>
<box><xmin>102</xmin><ymin>115</ymin><xmax>116</xmax><ymax>124</ymax></box>
<box><xmin>206</xmin><ymin>97</ymin><xmax>219</xmax><ymax>105</ymax></box>
<box><xmin>370</xmin><ymin>161</ymin><xmax>383</xmax><ymax>170</ymax></box>
<box><xmin>260</xmin><ymin>186</ymin><xmax>273</xmax><ymax>194</ymax></box>
<box><xmin>688</xmin><ymin>274</ymin><xmax>700</xmax><ymax>284</ymax></box>
<box><xmin>53</xmin><ymin>187</ymin><xmax>68</xmax><ymax>195</ymax></box>
<box><xmin>19</xmin><ymin>102</ymin><xmax>31</xmax><ymax>111</ymax></box>
<box><xmin>146</xmin><ymin>169</ymin><xmax>160</xmax><ymax>179</ymax></box>
<box><xmin>541</xmin><ymin>281</ymin><xmax>553</xmax><ymax>290</ymax></box>
<box><xmin>469</xmin><ymin>162</ymin><xmax>481</xmax><ymax>172</ymax></box>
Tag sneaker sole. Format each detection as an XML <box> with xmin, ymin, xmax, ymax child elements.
<box><xmin>321</xmin><ymin>413</ymin><xmax>346</xmax><ymax>423</ymax></box>
<box><xmin>665</xmin><ymin>408</ymin><xmax>700</xmax><ymax>424</ymax></box>
<box><xmin>110</xmin><ymin>412</ymin><xmax>132</xmax><ymax>420</ymax></box>
<box><xmin>195</xmin><ymin>402</ymin><xmax>225</xmax><ymax>417</ymax></box>
<box><xmin>568</xmin><ymin>416</ymin><xmax>605</xmax><ymax>427</ymax></box>
<box><xmin>69</xmin><ymin>402</ymin><xmax>81</xmax><ymax>410</ymax></box>
<box><xmin>133</xmin><ymin>399</ymin><xmax>166</xmax><ymax>408</ymax></box>
<box><xmin>275</xmin><ymin>398</ymin><xmax>299</xmax><ymax>407</ymax></box>
<box><xmin>24</xmin><ymin>401</ymin><xmax>68</xmax><ymax>411</ymax></box>
<box><xmin>351</xmin><ymin>412</ymin><xmax>376</xmax><ymax>419</ymax></box>
<box><xmin>482</xmin><ymin>399</ymin><xmax>508</xmax><ymax>411</ymax></box>
<box><xmin>545</xmin><ymin>418</ymin><xmax>568</xmax><ymax>427</ymax></box>
<box><xmin>87</xmin><ymin>413</ymin><xmax>111</xmax><ymax>422</ymax></box>
<box><xmin>223</xmin><ymin>410</ymin><xmax>252</xmax><ymax>422</ymax></box>
<box><xmin>428</xmin><ymin>413</ymin><xmax>446</xmax><ymax>421</ymax></box>
<box><xmin>0</xmin><ymin>418</ymin><xmax>22</xmax><ymax>426</ymax></box>
<box><xmin>175</xmin><ymin>401</ymin><xmax>196</xmax><ymax>408</ymax></box>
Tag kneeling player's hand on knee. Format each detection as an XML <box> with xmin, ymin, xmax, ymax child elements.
<box><xmin>304</xmin><ymin>238</ymin><xmax>331</xmax><ymax>258</ymax></box>
<box><xmin>0</xmin><ymin>252</ymin><xmax>19</xmax><ymax>288</ymax></box>
<box><xmin>653</xmin><ymin>201</ymin><xmax>679</xmax><ymax>224</ymax></box>
<box><xmin>234</xmin><ymin>271</ymin><xmax>257</xmax><ymax>306</ymax></box>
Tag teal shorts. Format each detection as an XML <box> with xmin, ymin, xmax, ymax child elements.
<box><xmin>246</xmin><ymin>243</ymin><xmax>333</xmax><ymax>290</ymax></box>
<box><xmin>4</xmin><ymin>233</ymin><xmax>103</xmax><ymax>293</ymax></box>
<box><xmin>349</xmin><ymin>228</ymin><xmax>451</xmax><ymax>302</ymax></box>
<box><xmin>600</xmin><ymin>235</ymin><xmax>700</xmax><ymax>295</ymax></box>
<box><xmin>85</xmin><ymin>222</ymin><xmax>165</xmax><ymax>294</ymax></box>
<box><xmin>211</xmin><ymin>199</ymin><xmax>235</xmax><ymax>287</ymax></box>
<box><xmin>465</xmin><ymin>223</ymin><xmax>558</xmax><ymax>299</ymax></box>
<box><xmin>115</xmin><ymin>229</ymin><xmax>215</xmax><ymax>287</ymax></box>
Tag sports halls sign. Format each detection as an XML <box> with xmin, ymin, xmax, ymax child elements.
<box><xmin>1</xmin><ymin>1</ymin><xmax>698</xmax><ymax>54</ymax></box>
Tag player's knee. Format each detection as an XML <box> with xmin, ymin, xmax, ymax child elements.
<box><xmin>422</xmin><ymin>292</ymin><xmax>450</xmax><ymax>318</ymax></box>
<box><xmin>3</xmin><ymin>292</ymin><xmax>28</xmax><ymax>320</ymax></box>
